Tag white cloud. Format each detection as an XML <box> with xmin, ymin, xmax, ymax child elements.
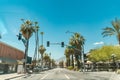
<box><xmin>93</xmin><ymin>41</ymin><xmax>104</xmax><ymax>45</ymax></box>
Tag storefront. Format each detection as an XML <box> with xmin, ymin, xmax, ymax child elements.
<box><xmin>0</xmin><ymin>57</ymin><xmax>18</xmax><ymax>74</ymax></box>
<box><xmin>0</xmin><ymin>42</ymin><xmax>24</xmax><ymax>74</ymax></box>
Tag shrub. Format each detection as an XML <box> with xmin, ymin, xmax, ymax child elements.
<box><xmin>67</xmin><ymin>66</ymin><xmax>73</xmax><ymax>70</ymax></box>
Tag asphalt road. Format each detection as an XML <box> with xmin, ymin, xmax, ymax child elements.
<box><xmin>10</xmin><ymin>68</ymin><xmax>116</xmax><ymax>80</ymax></box>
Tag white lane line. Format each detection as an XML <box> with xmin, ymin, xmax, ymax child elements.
<box><xmin>41</xmin><ymin>74</ymin><xmax>49</xmax><ymax>80</ymax></box>
<box><xmin>65</xmin><ymin>74</ymin><xmax>70</xmax><ymax>79</ymax></box>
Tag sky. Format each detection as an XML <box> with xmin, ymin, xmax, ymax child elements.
<box><xmin>0</xmin><ymin>0</ymin><xmax>120</xmax><ymax>60</ymax></box>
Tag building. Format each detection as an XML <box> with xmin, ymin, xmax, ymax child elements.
<box><xmin>0</xmin><ymin>42</ymin><xmax>24</xmax><ymax>74</ymax></box>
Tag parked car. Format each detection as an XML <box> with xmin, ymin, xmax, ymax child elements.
<box><xmin>33</xmin><ymin>66</ymin><xmax>42</xmax><ymax>72</ymax></box>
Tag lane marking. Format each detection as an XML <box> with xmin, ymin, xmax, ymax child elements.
<box><xmin>65</xmin><ymin>74</ymin><xmax>70</xmax><ymax>79</ymax></box>
<box><xmin>41</xmin><ymin>74</ymin><xmax>49</xmax><ymax>80</ymax></box>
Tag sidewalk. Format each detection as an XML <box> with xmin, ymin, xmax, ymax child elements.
<box><xmin>0</xmin><ymin>73</ymin><xmax>25</xmax><ymax>80</ymax></box>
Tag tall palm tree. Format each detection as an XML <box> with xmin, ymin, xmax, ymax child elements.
<box><xmin>39</xmin><ymin>45</ymin><xmax>46</xmax><ymax>67</ymax></box>
<box><xmin>69</xmin><ymin>48</ymin><xmax>74</xmax><ymax>67</ymax></box>
<box><xmin>20</xmin><ymin>19</ymin><xmax>35</xmax><ymax>72</ymax></box>
<box><xmin>69</xmin><ymin>33</ymin><xmax>85</xmax><ymax>69</ymax></box>
<box><xmin>64</xmin><ymin>48</ymin><xmax>71</xmax><ymax>67</ymax></box>
<box><xmin>33</xmin><ymin>22</ymin><xmax>39</xmax><ymax>66</ymax></box>
<box><xmin>102</xmin><ymin>18</ymin><xmax>120</xmax><ymax>45</ymax></box>
<box><xmin>40</xmin><ymin>32</ymin><xmax>44</xmax><ymax>46</ymax></box>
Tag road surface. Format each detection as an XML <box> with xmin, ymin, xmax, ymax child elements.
<box><xmin>10</xmin><ymin>68</ymin><xmax>116</xmax><ymax>80</ymax></box>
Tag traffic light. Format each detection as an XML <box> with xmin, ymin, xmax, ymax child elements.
<box><xmin>18</xmin><ymin>33</ymin><xmax>22</xmax><ymax>40</ymax></box>
<box><xmin>47</xmin><ymin>41</ymin><xmax>50</xmax><ymax>47</ymax></box>
<box><xmin>0</xmin><ymin>34</ymin><xmax>2</xmax><ymax>39</ymax></box>
<box><xmin>61</xmin><ymin>42</ymin><xmax>64</xmax><ymax>47</ymax></box>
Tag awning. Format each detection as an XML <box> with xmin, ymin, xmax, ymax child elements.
<box><xmin>0</xmin><ymin>57</ymin><xmax>17</xmax><ymax>64</ymax></box>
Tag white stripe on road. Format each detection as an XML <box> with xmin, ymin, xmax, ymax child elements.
<box><xmin>41</xmin><ymin>74</ymin><xmax>49</xmax><ymax>80</ymax></box>
<box><xmin>65</xmin><ymin>74</ymin><xmax>70</xmax><ymax>79</ymax></box>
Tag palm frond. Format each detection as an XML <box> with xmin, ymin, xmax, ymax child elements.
<box><xmin>112</xmin><ymin>21</ymin><xmax>120</xmax><ymax>32</ymax></box>
<box><xmin>102</xmin><ymin>27</ymin><xmax>115</xmax><ymax>37</ymax></box>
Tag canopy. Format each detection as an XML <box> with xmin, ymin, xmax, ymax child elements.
<box><xmin>0</xmin><ymin>57</ymin><xmax>17</xmax><ymax>64</ymax></box>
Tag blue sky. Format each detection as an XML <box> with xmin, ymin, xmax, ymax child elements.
<box><xmin>0</xmin><ymin>0</ymin><xmax>120</xmax><ymax>60</ymax></box>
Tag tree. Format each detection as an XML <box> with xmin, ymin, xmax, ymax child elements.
<box><xmin>39</xmin><ymin>45</ymin><xmax>46</xmax><ymax>67</ymax></box>
<box><xmin>88</xmin><ymin>45</ymin><xmax>120</xmax><ymax>62</ymax></box>
<box><xmin>69</xmin><ymin>33</ymin><xmax>85</xmax><ymax>69</ymax></box>
<box><xmin>20</xmin><ymin>19</ymin><xmax>35</xmax><ymax>72</ymax></box>
<box><xmin>59</xmin><ymin>61</ymin><xmax>64</xmax><ymax>68</ymax></box>
<box><xmin>51</xmin><ymin>59</ymin><xmax>56</xmax><ymax>68</ymax></box>
<box><xmin>64</xmin><ymin>48</ymin><xmax>71</xmax><ymax>67</ymax></box>
<box><xmin>102</xmin><ymin>18</ymin><xmax>120</xmax><ymax>45</ymax></box>
<box><xmin>33</xmin><ymin>22</ymin><xmax>39</xmax><ymax>66</ymax></box>
<box><xmin>43</xmin><ymin>53</ymin><xmax>50</xmax><ymax>67</ymax></box>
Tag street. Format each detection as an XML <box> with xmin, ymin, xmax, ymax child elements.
<box><xmin>10</xmin><ymin>68</ymin><xmax>115</xmax><ymax>80</ymax></box>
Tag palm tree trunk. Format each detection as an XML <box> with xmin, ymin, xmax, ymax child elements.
<box><xmin>24</xmin><ymin>39</ymin><xmax>29</xmax><ymax>73</ymax></box>
<box><xmin>71</xmin><ymin>54</ymin><xmax>74</xmax><ymax>68</ymax></box>
<box><xmin>41</xmin><ymin>54</ymin><xmax>43</xmax><ymax>69</ymax></box>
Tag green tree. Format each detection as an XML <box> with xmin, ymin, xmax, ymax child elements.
<box><xmin>102</xmin><ymin>18</ymin><xmax>120</xmax><ymax>45</ymax></box>
<box><xmin>39</xmin><ymin>45</ymin><xmax>46</xmax><ymax>67</ymax></box>
<box><xmin>88</xmin><ymin>45</ymin><xmax>120</xmax><ymax>62</ymax></box>
<box><xmin>59</xmin><ymin>61</ymin><xmax>64</xmax><ymax>68</ymax></box>
<box><xmin>43</xmin><ymin>53</ymin><xmax>50</xmax><ymax>67</ymax></box>
<box><xmin>51</xmin><ymin>59</ymin><xmax>56</xmax><ymax>68</ymax></box>
<box><xmin>20</xmin><ymin>19</ymin><xmax>35</xmax><ymax>72</ymax></box>
<box><xmin>69</xmin><ymin>33</ymin><xmax>85</xmax><ymax>69</ymax></box>
<box><xmin>64</xmin><ymin>48</ymin><xmax>71</xmax><ymax>67</ymax></box>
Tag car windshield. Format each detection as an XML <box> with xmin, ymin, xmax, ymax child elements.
<box><xmin>0</xmin><ymin>0</ymin><xmax>119</xmax><ymax>80</ymax></box>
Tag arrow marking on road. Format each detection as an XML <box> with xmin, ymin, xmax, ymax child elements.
<box><xmin>65</xmin><ymin>74</ymin><xmax>70</xmax><ymax>79</ymax></box>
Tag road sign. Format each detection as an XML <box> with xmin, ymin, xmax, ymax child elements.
<box><xmin>67</xmin><ymin>46</ymin><xmax>76</xmax><ymax>48</ymax></box>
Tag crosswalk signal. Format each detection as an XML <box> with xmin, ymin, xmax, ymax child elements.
<box><xmin>47</xmin><ymin>41</ymin><xmax>50</xmax><ymax>47</ymax></box>
<box><xmin>61</xmin><ymin>42</ymin><xmax>64</xmax><ymax>47</ymax></box>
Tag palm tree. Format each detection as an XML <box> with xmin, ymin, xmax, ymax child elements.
<box><xmin>43</xmin><ymin>53</ymin><xmax>50</xmax><ymax>67</ymax></box>
<box><xmin>39</xmin><ymin>45</ymin><xmax>46</xmax><ymax>68</ymax></box>
<box><xmin>102</xmin><ymin>18</ymin><xmax>120</xmax><ymax>45</ymax></box>
<box><xmin>69</xmin><ymin>33</ymin><xmax>85</xmax><ymax>69</ymax></box>
<box><xmin>64</xmin><ymin>48</ymin><xmax>71</xmax><ymax>67</ymax></box>
<box><xmin>20</xmin><ymin>19</ymin><xmax>35</xmax><ymax>72</ymax></box>
<box><xmin>40</xmin><ymin>32</ymin><xmax>44</xmax><ymax>46</ymax></box>
<box><xmin>33</xmin><ymin>22</ymin><xmax>39</xmax><ymax>66</ymax></box>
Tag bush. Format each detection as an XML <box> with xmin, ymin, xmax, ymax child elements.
<box><xmin>67</xmin><ymin>66</ymin><xmax>74</xmax><ymax>70</ymax></box>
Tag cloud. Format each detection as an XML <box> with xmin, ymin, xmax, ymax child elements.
<box><xmin>93</xmin><ymin>41</ymin><xmax>104</xmax><ymax>45</ymax></box>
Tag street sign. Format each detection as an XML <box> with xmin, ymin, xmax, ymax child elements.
<box><xmin>67</xmin><ymin>46</ymin><xmax>76</xmax><ymax>48</ymax></box>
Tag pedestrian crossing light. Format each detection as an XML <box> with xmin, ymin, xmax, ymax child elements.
<box><xmin>61</xmin><ymin>42</ymin><xmax>64</xmax><ymax>47</ymax></box>
<box><xmin>47</xmin><ymin>41</ymin><xmax>50</xmax><ymax>47</ymax></box>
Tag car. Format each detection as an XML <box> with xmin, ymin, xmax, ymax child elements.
<box><xmin>33</xmin><ymin>66</ymin><xmax>42</xmax><ymax>72</ymax></box>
